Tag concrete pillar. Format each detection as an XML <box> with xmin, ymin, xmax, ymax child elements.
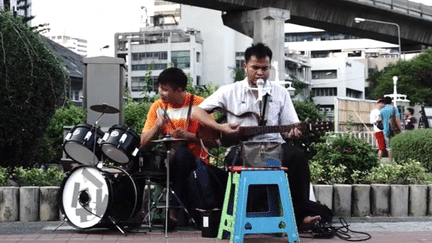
<box><xmin>371</xmin><ymin>184</ymin><xmax>390</xmax><ymax>216</ymax></box>
<box><xmin>0</xmin><ymin>187</ymin><xmax>19</xmax><ymax>222</ymax></box>
<box><xmin>409</xmin><ymin>185</ymin><xmax>427</xmax><ymax>216</ymax></box>
<box><xmin>222</xmin><ymin>7</ymin><xmax>290</xmax><ymax>81</ymax></box>
<box><xmin>40</xmin><ymin>186</ymin><xmax>60</xmax><ymax>221</ymax></box>
<box><xmin>352</xmin><ymin>184</ymin><xmax>370</xmax><ymax>217</ymax></box>
<box><xmin>390</xmin><ymin>185</ymin><xmax>408</xmax><ymax>217</ymax></box>
<box><xmin>333</xmin><ymin>184</ymin><xmax>352</xmax><ymax>217</ymax></box>
<box><xmin>20</xmin><ymin>186</ymin><xmax>40</xmax><ymax>222</ymax></box>
<box><xmin>313</xmin><ymin>184</ymin><xmax>333</xmax><ymax>210</ymax></box>
<box><xmin>83</xmin><ymin>56</ymin><xmax>126</xmax><ymax>129</ymax></box>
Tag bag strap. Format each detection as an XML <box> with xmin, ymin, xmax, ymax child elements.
<box><xmin>204</xmin><ymin>106</ymin><xmax>260</xmax><ymax>123</ymax></box>
<box><xmin>186</xmin><ymin>94</ymin><xmax>194</xmax><ymax>130</ymax></box>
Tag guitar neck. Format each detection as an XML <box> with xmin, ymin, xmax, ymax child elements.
<box><xmin>239</xmin><ymin>122</ymin><xmax>333</xmax><ymax>137</ymax></box>
<box><xmin>240</xmin><ymin>123</ymin><xmax>299</xmax><ymax>137</ymax></box>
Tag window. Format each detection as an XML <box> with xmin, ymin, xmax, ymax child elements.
<box><xmin>70</xmin><ymin>90</ymin><xmax>80</xmax><ymax>101</ymax></box>
<box><xmin>131</xmin><ymin>52</ymin><xmax>167</xmax><ymax>61</ymax></box>
<box><xmin>131</xmin><ymin>76</ymin><xmax>158</xmax><ymax>92</ymax></box>
<box><xmin>131</xmin><ymin>64</ymin><xmax>167</xmax><ymax>71</ymax></box>
<box><xmin>311</xmin><ymin>50</ymin><xmax>341</xmax><ymax>58</ymax></box>
<box><xmin>346</xmin><ymin>88</ymin><xmax>362</xmax><ymax>99</ymax></box>
<box><xmin>312</xmin><ymin>70</ymin><xmax>337</xmax><ymax>79</ymax></box>
<box><xmin>196</xmin><ymin>52</ymin><xmax>201</xmax><ymax>63</ymax></box>
<box><xmin>196</xmin><ymin>76</ymin><xmax>201</xmax><ymax>86</ymax></box>
<box><xmin>312</xmin><ymin>88</ymin><xmax>337</xmax><ymax>97</ymax></box>
<box><xmin>171</xmin><ymin>51</ymin><xmax>190</xmax><ymax>69</ymax></box>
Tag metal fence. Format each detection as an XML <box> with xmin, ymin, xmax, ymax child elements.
<box><xmin>334</xmin><ymin>131</ymin><xmax>378</xmax><ymax>148</ymax></box>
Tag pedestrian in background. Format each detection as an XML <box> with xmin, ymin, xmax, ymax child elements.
<box><xmin>370</xmin><ymin>98</ymin><xmax>386</xmax><ymax>161</ymax></box>
<box><xmin>380</xmin><ymin>97</ymin><xmax>402</xmax><ymax>163</ymax></box>
<box><xmin>404</xmin><ymin>107</ymin><xmax>417</xmax><ymax>130</ymax></box>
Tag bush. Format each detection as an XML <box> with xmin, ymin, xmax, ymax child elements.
<box><xmin>363</xmin><ymin>159</ymin><xmax>431</xmax><ymax>184</ymax></box>
<box><xmin>290</xmin><ymin>101</ymin><xmax>328</xmax><ymax>159</ymax></box>
<box><xmin>0</xmin><ymin>11</ymin><xmax>67</xmax><ymax>168</ymax></box>
<box><xmin>391</xmin><ymin>129</ymin><xmax>432</xmax><ymax>172</ymax></box>
<box><xmin>11</xmin><ymin>166</ymin><xmax>65</xmax><ymax>186</ymax></box>
<box><xmin>41</xmin><ymin>102</ymin><xmax>86</xmax><ymax>164</ymax></box>
<box><xmin>124</xmin><ymin>98</ymin><xmax>152</xmax><ymax>134</ymax></box>
<box><xmin>311</xmin><ymin>133</ymin><xmax>379</xmax><ymax>184</ymax></box>
<box><xmin>0</xmin><ymin>167</ymin><xmax>10</xmax><ymax>186</ymax></box>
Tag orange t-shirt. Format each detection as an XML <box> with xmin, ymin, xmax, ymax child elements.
<box><xmin>143</xmin><ymin>93</ymin><xmax>209</xmax><ymax>163</ymax></box>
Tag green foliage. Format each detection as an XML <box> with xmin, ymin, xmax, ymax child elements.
<box><xmin>41</xmin><ymin>101</ymin><xmax>86</xmax><ymax>164</ymax></box>
<box><xmin>0</xmin><ymin>167</ymin><xmax>10</xmax><ymax>186</ymax></box>
<box><xmin>290</xmin><ymin>101</ymin><xmax>327</xmax><ymax>159</ymax></box>
<box><xmin>186</xmin><ymin>81</ymin><xmax>219</xmax><ymax>98</ymax></box>
<box><xmin>369</xmin><ymin>49</ymin><xmax>432</xmax><ymax>106</ymax></box>
<box><xmin>311</xmin><ymin>134</ymin><xmax>379</xmax><ymax>184</ymax></box>
<box><xmin>363</xmin><ymin>160</ymin><xmax>431</xmax><ymax>184</ymax></box>
<box><xmin>0</xmin><ymin>11</ymin><xmax>67</xmax><ymax>168</ymax></box>
<box><xmin>310</xmin><ymin>160</ymin><xmax>347</xmax><ymax>184</ymax></box>
<box><xmin>229</xmin><ymin>66</ymin><xmax>246</xmax><ymax>82</ymax></box>
<box><xmin>11</xmin><ymin>166</ymin><xmax>65</xmax><ymax>186</ymax></box>
<box><xmin>391</xmin><ymin>129</ymin><xmax>432</xmax><ymax>172</ymax></box>
<box><xmin>124</xmin><ymin>98</ymin><xmax>152</xmax><ymax>134</ymax></box>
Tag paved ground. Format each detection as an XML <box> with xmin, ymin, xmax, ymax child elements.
<box><xmin>0</xmin><ymin>217</ymin><xmax>432</xmax><ymax>242</ymax></box>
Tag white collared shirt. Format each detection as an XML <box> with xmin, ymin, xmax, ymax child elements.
<box><xmin>199</xmin><ymin>78</ymin><xmax>299</xmax><ymax>143</ymax></box>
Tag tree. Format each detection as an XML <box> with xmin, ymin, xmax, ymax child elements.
<box><xmin>369</xmin><ymin>49</ymin><xmax>432</xmax><ymax>106</ymax></box>
<box><xmin>0</xmin><ymin>11</ymin><xmax>67</xmax><ymax>168</ymax></box>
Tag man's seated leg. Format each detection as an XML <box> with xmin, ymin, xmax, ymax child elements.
<box><xmin>166</xmin><ymin>145</ymin><xmax>198</xmax><ymax>230</ymax></box>
<box><xmin>281</xmin><ymin>143</ymin><xmax>321</xmax><ymax>227</ymax></box>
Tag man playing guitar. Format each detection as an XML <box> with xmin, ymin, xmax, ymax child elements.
<box><xmin>195</xmin><ymin>43</ymin><xmax>322</xmax><ymax>229</ymax></box>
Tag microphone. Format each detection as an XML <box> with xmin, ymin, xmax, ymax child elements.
<box><xmin>257</xmin><ymin>79</ymin><xmax>264</xmax><ymax>101</ymax></box>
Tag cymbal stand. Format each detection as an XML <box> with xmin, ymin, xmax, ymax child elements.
<box><xmin>92</xmin><ymin>112</ymin><xmax>105</xmax><ymax>167</ymax></box>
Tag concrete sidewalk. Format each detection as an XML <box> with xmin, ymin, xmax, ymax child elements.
<box><xmin>0</xmin><ymin>217</ymin><xmax>431</xmax><ymax>242</ymax></box>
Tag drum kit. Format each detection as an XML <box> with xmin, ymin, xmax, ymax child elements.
<box><xmin>58</xmin><ymin>103</ymin><xmax>186</xmax><ymax>236</ymax></box>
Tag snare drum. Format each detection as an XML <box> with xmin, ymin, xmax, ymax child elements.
<box><xmin>59</xmin><ymin>166</ymin><xmax>140</xmax><ymax>229</ymax></box>
<box><xmin>100</xmin><ymin>125</ymin><xmax>140</xmax><ymax>165</ymax></box>
<box><xmin>63</xmin><ymin>124</ymin><xmax>104</xmax><ymax>165</ymax></box>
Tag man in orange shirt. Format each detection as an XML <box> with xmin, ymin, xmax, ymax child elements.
<box><xmin>140</xmin><ymin>67</ymin><xmax>235</xmax><ymax>231</ymax></box>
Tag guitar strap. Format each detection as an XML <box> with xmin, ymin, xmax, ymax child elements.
<box><xmin>258</xmin><ymin>93</ymin><xmax>270</xmax><ymax>126</ymax></box>
<box><xmin>186</xmin><ymin>94</ymin><xmax>194</xmax><ymax>130</ymax></box>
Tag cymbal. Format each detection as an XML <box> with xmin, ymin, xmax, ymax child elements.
<box><xmin>90</xmin><ymin>103</ymin><xmax>119</xmax><ymax>114</ymax></box>
<box><xmin>152</xmin><ymin>136</ymin><xmax>186</xmax><ymax>143</ymax></box>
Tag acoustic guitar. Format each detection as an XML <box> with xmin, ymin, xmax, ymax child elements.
<box><xmin>220</xmin><ymin>121</ymin><xmax>334</xmax><ymax>146</ymax></box>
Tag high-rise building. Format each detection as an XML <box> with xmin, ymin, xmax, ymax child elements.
<box><xmin>46</xmin><ymin>33</ymin><xmax>88</xmax><ymax>56</ymax></box>
<box><xmin>1</xmin><ymin>0</ymin><xmax>32</xmax><ymax>24</ymax></box>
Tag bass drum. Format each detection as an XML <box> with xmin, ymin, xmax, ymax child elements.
<box><xmin>59</xmin><ymin>166</ymin><xmax>141</xmax><ymax>229</ymax></box>
<box><xmin>100</xmin><ymin>125</ymin><xmax>140</xmax><ymax>165</ymax></box>
<box><xmin>63</xmin><ymin>124</ymin><xmax>104</xmax><ymax>165</ymax></box>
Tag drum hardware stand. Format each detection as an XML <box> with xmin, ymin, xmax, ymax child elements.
<box><xmin>52</xmin><ymin>217</ymin><xmax>68</xmax><ymax>232</ymax></box>
<box><xmin>149</xmin><ymin>136</ymin><xmax>198</xmax><ymax>238</ymax></box>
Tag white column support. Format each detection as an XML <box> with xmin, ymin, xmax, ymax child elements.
<box><xmin>223</xmin><ymin>7</ymin><xmax>290</xmax><ymax>81</ymax></box>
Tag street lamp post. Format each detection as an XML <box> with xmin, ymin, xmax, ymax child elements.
<box><xmin>392</xmin><ymin>76</ymin><xmax>398</xmax><ymax>107</ymax></box>
<box><xmin>354</xmin><ymin>17</ymin><xmax>401</xmax><ymax>58</ymax></box>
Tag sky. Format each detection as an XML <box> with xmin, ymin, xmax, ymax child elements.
<box><xmin>31</xmin><ymin>0</ymin><xmax>153</xmax><ymax>57</ymax></box>
<box><xmin>31</xmin><ymin>0</ymin><xmax>432</xmax><ymax>57</ymax></box>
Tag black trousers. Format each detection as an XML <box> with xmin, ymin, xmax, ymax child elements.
<box><xmin>224</xmin><ymin>143</ymin><xmax>310</xmax><ymax>226</ymax></box>
<box><xmin>164</xmin><ymin>146</ymin><xmax>228</xmax><ymax>209</ymax></box>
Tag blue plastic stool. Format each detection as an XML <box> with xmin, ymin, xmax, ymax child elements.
<box><xmin>218</xmin><ymin>166</ymin><xmax>299</xmax><ymax>243</ymax></box>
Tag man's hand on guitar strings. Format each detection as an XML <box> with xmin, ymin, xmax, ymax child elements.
<box><xmin>283</xmin><ymin>127</ymin><xmax>303</xmax><ymax>139</ymax></box>
<box><xmin>220</xmin><ymin>123</ymin><xmax>240</xmax><ymax>137</ymax></box>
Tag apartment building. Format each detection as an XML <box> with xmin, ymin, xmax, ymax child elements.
<box><xmin>285</xmin><ymin>26</ymin><xmax>399</xmax><ymax>119</ymax></box>
<box><xmin>115</xmin><ymin>26</ymin><xmax>203</xmax><ymax>100</ymax></box>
